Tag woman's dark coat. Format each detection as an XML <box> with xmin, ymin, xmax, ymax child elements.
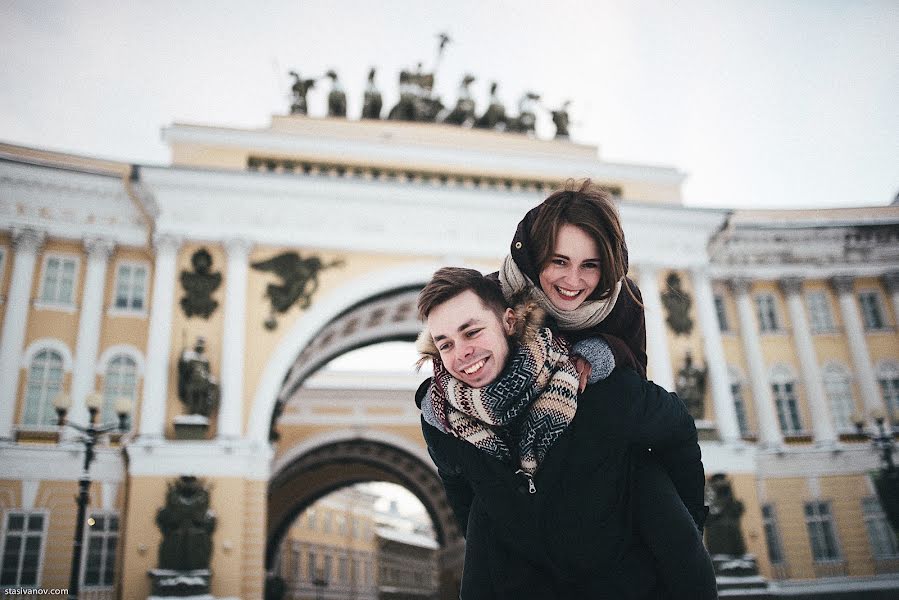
<box><xmin>419</xmin><ymin>369</ymin><xmax>710</xmax><ymax>599</ymax></box>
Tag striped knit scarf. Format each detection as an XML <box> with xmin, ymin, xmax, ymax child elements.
<box><xmin>431</xmin><ymin>327</ymin><xmax>579</xmax><ymax>476</ymax></box>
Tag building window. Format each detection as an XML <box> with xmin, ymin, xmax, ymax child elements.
<box><xmin>823</xmin><ymin>365</ymin><xmax>855</xmax><ymax>433</ymax></box>
<box><xmin>0</xmin><ymin>511</ymin><xmax>47</xmax><ymax>586</ymax></box>
<box><xmin>336</xmin><ymin>513</ymin><xmax>346</xmax><ymax>535</ymax></box>
<box><xmin>307</xmin><ymin>551</ymin><xmax>316</xmax><ymax>580</ymax></box>
<box><xmin>322</xmin><ymin>512</ymin><xmax>332</xmax><ymax>534</ymax></box>
<box><xmin>83</xmin><ymin>513</ymin><xmax>118</xmax><ymax>587</ymax></box>
<box><xmin>862</xmin><ymin>497</ymin><xmax>899</xmax><ymax>559</ymax></box>
<box><xmin>38</xmin><ymin>255</ymin><xmax>78</xmax><ymax>306</ymax></box>
<box><xmin>102</xmin><ymin>355</ymin><xmax>137</xmax><ymax>430</ymax></box>
<box><xmin>322</xmin><ymin>555</ymin><xmax>332</xmax><ymax>582</ymax></box>
<box><xmin>755</xmin><ymin>294</ymin><xmax>780</xmax><ymax>332</ymax></box>
<box><xmin>338</xmin><ymin>556</ymin><xmax>348</xmax><ymax>583</ymax></box>
<box><xmin>878</xmin><ymin>363</ymin><xmax>899</xmax><ymax>427</ymax></box>
<box><xmin>714</xmin><ymin>294</ymin><xmax>729</xmax><ymax>332</ymax></box>
<box><xmin>805</xmin><ymin>501</ymin><xmax>841</xmax><ymax>562</ymax></box>
<box><xmin>112</xmin><ymin>263</ymin><xmax>148</xmax><ymax>312</ymax></box>
<box><xmin>806</xmin><ymin>291</ymin><xmax>835</xmax><ymax>333</ymax></box>
<box><xmin>859</xmin><ymin>291</ymin><xmax>887</xmax><ymax>330</ymax></box>
<box><xmin>306</xmin><ymin>508</ymin><xmax>316</xmax><ymax>530</ymax></box>
<box><xmin>731</xmin><ymin>381</ymin><xmax>750</xmax><ymax>438</ymax></box>
<box><xmin>771</xmin><ymin>369</ymin><xmax>803</xmax><ymax>435</ymax></box>
<box><xmin>23</xmin><ymin>349</ymin><xmax>64</xmax><ymax>427</ymax></box>
<box><xmin>761</xmin><ymin>504</ymin><xmax>785</xmax><ymax>564</ymax></box>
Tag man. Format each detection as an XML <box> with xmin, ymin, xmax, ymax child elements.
<box><xmin>416</xmin><ymin>267</ymin><xmax>716</xmax><ymax>599</ymax></box>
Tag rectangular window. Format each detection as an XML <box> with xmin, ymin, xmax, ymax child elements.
<box><xmin>0</xmin><ymin>511</ymin><xmax>47</xmax><ymax>586</ymax></box>
<box><xmin>880</xmin><ymin>376</ymin><xmax>899</xmax><ymax>427</ymax></box>
<box><xmin>306</xmin><ymin>508</ymin><xmax>316</xmax><ymax>530</ymax></box>
<box><xmin>339</xmin><ymin>556</ymin><xmax>348</xmax><ymax>583</ymax></box>
<box><xmin>83</xmin><ymin>513</ymin><xmax>118</xmax><ymax>587</ymax></box>
<box><xmin>731</xmin><ymin>382</ymin><xmax>750</xmax><ymax>437</ymax></box>
<box><xmin>824</xmin><ymin>374</ymin><xmax>855</xmax><ymax>432</ymax></box>
<box><xmin>323</xmin><ymin>554</ymin><xmax>332</xmax><ymax>582</ymax></box>
<box><xmin>39</xmin><ymin>255</ymin><xmax>78</xmax><ymax>306</ymax></box>
<box><xmin>322</xmin><ymin>512</ymin><xmax>332</xmax><ymax>534</ymax></box>
<box><xmin>761</xmin><ymin>504</ymin><xmax>785</xmax><ymax>564</ymax></box>
<box><xmin>859</xmin><ymin>292</ymin><xmax>886</xmax><ymax>330</ymax></box>
<box><xmin>714</xmin><ymin>294</ymin><xmax>729</xmax><ymax>332</ymax></box>
<box><xmin>112</xmin><ymin>263</ymin><xmax>148</xmax><ymax>312</ymax></box>
<box><xmin>773</xmin><ymin>382</ymin><xmax>803</xmax><ymax>434</ymax></box>
<box><xmin>805</xmin><ymin>501</ymin><xmax>841</xmax><ymax>562</ymax></box>
<box><xmin>863</xmin><ymin>497</ymin><xmax>899</xmax><ymax>559</ymax></box>
<box><xmin>755</xmin><ymin>294</ymin><xmax>780</xmax><ymax>332</ymax></box>
<box><xmin>307</xmin><ymin>551</ymin><xmax>316</xmax><ymax>580</ymax></box>
<box><xmin>806</xmin><ymin>291</ymin><xmax>835</xmax><ymax>333</ymax></box>
<box><xmin>336</xmin><ymin>514</ymin><xmax>346</xmax><ymax>535</ymax></box>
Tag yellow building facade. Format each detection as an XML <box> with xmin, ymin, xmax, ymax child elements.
<box><xmin>0</xmin><ymin>115</ymin><xmax>897</xmax><ymax>599</ymax></box>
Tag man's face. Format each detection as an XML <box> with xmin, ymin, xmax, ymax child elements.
<box><xmin>427</xmin><ymin>290</ymin><xmax>515</xmax><ymax>388</ymax></box>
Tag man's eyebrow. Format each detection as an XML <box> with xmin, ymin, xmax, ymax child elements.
<box><xmin>432</xmin><ymin>319</ymin><xmax>479</xmax><ymax>342</ymax></box>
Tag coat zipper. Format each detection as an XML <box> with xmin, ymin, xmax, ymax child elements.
<box><xmin>515</xmin><ymin>469</ymin><xmax>537</xmax><ymax>494</ymax></box>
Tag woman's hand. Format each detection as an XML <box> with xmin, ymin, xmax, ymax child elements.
<box><xmin>572</xmin><ymin>354</ymin><xmax>592</xmax><ymax>392</ymax></box>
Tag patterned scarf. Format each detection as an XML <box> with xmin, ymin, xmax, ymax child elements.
<box><xmin>430</xmin><ymin>327</ymin><xmax>579</xmax><ymax>476</ymax></box>
<box><xmin>499</xmin><ymin>254</ymin><xmax>623</xmax><ymax>331</ymax></box>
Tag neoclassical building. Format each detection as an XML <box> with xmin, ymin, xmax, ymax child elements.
<box><xmin>0</xmin><ymin>114</ymin><xmax>897</xmax><ymax>599</ymax></box>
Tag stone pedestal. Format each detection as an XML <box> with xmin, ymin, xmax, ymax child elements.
<box><xmin>712</xmin><ymin>554</ymin><xmax>769</xmax><ymax>594</ymax></box>
<box><xmin>173</xmin><ymin>415</ymin><xmax>210</xmax><ymax>440</ymax></box>
<box><xmin>148</xmin><ymin>568</ymin><xmax>211</xmax><ymax>598</ymax></box>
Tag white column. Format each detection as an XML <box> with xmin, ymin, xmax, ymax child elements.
<box><xmin>882</xmin><ymin>272</ymin><xmax>899</xmax><ymax>327</ymax></box>
<box><xmin>0</xmin><ymin>228</ymin><xmax>45</xmax><ymax>440</ymax></box>
<box><xmin>690</xmin><ymin>267</ymin><xmax>740</xmax><ymax>443</ymax></box>
<box><xmin>830</xmin><ymin>276</ymin><xmax>884</xmax><ymax>419</ymax></box>
<box><xmin>638</xmin><ymin>265</ymin><xmax>674</xmax><ymax>390</ymax></box>
<box><xmin>779</xmin><ymin>277</ymin><xmax>836</xmax><ymax>446</ymax></box>
<box><xmin>139</xmin><ymin>234</ymin><xmax>182</xmax><ymax>439</ymax></box>
<box><xmin>218</xmin><ymin>238</ymin><xmax>251</xmax><ymax>439</ymax></box>
<box><xmin>730</xmin><ymin>278</ymin><xmax>783</xmax><ymax>448</ymax></box>
<box><xmin>68</xmin><ymin>238</ymin><xmax>115</xmax><ymax>431</ymax></box>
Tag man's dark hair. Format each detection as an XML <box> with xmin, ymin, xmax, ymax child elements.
<box><xmin>418</xmin><ymin>267</ymin><xmax>507</xmax><ymax>320</ymax></box>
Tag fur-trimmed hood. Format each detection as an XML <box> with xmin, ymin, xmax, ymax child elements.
<box><xmin>415</xmin><ymin>297</ymin><xmax>545</xmax><ymax>369</ymax></box>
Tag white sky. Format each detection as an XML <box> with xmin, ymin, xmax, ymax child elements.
<box><xmin>2</xmin><ymin>0</ymin><xmax>897</xmax><ymax>209</ymax></box>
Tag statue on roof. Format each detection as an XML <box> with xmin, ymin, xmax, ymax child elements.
<box><xmin>442</xmin><ymin>74</ymin><xmax>477</xmax><ymax>126</ymax></box>
<box><xmin>505</xmin><ymin>92</ymin><xmax>540</xmax><ymax>135</ymax></box>
<box><xmin>288</xmin><ymin>71</ymin><xmax>316</xmax><ymax>115</ymax></box>
<box><xmin>475</xmin><ymin>82</ymin><xmax>506</xmax><ymax>130</ymax></box>
<box><xmin>552</xmin><ymin>100</ymin><xmax>572</xmax><ymax>138</ymax></box>
<box><xmin>361</xmin><ymin>67</ymin><xmax>382</xmax><ymax>119</ymax></box>
<box><xmin>388</xmin><ymin>62</ymin><xmax>443</xmax><ymax>122</ymax></box>
<box><xmin>325</xmin><ymin>70</ymin><xmax>346</xmax><ymax>118</ymax></box>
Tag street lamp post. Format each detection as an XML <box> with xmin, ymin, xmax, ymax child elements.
<box><xmin>54</xmin><ymin>391</ymin><xmax>131</xmax><ymax>600</ymax></box>
<box><xmin>854</xmin><ymin>410</ymin><xmax>899</xmax><ymax>533</ymax></box>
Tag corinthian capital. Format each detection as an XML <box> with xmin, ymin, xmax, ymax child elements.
<box><xmin>727</xmin><ymin>277</ymin><xmax>753</xmax><ymax>297</ymax></box>
<box><xmin>83</xmin><ymin>237</ymin><xmax>115</xmax><ymax>260</ymax></box>
<box><xmin>778</xmin><ymin>277</ymin><xmax>804</xmax><ymax>297</ymax></box>
<box><xmin>11</xmin><ymin>227</ymin><xmax>46</xmax><ymax>253</ymax></box>
<box><xmin>882</xmin><ymin>272</ymin><xmax>899</xmax><ymax>295</ymax></box>
<box><xmin>829</xmin><ymin>275</ymin><xmax>855</xmax><ymax>296</ymax></box>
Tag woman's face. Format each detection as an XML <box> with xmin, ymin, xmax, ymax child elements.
<box><xmin>538</xmin><ymin>223</ymin><xmax>601</xmax><ymax>311</ymax></box>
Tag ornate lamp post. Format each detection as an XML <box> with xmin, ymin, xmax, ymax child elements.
<box><xmin>54</xmin><ymin>391</ymin><xmax>131</xmax><ymax>600</ymax></box>
<box><xmin>854</xmin><ymin>410</ymin><xmax>899</xmax><ymax>533</ymax></box>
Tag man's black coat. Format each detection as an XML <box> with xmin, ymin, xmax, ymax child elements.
<box><xmin>420</xmin><ymin>368</ymin><xmax>709</xmax><ymax>599</ymax></box>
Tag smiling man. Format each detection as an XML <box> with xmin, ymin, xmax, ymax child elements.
<box><xmin>415</xmin><ymin>267</ymin><xmax>716</xmax><ymax>600</ymax></box>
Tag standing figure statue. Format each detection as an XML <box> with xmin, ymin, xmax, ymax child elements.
<box><xmin>705</xmin><ymin>473</ymin><xmax>747</xmax><ymax>557</ymax></box>
<box><xmin>506</xmin><ymin>92</ymin><xmax>540</xmax><ymax>134</ymax></box>
<box><xmin>361</xmin><ymin>67</ymin><xmax>382</xmax><ymax>119</ymax></box>
<box><xmin>288</xmin><ymin>71</ymin><xmax>316</xmax><ymax>115</ymax></box>
<box><xmin>156</xmin><ymin>476</ymin><xmax>216</xmax><ymax>571</ymax></box>
<box><xmin>325</xmin><ymin>70</ymin><xmax>346</xmax><ymax>118</ymax></box>
<box><xmin>552</xmin><ymin>100</ymin><xmax>572</xmax><ymax>138</ymax></box>
<box><xmin>442</xmin><ymin>74</ymin><xmax>477</xmax><ymax>126</ymax></box>
<box><xmin>177</xmin><ymin>337</ymin><xmax>220</xmax><ymax>417</ymax></box>
<box><xmin>475</xmin><ymin>81</ymin><xmax>507</xmax><ymax>130</ymax></box>
<box><xmin>676</xmin><ymin>350</ymin><xmax>707</xmax><ymax>420</ymax></box>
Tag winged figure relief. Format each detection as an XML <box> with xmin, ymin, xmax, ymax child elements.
<box><xmin>251</xmin><ymin>251</ymin><xmax>344</xmax><ymax>329</ymax></box>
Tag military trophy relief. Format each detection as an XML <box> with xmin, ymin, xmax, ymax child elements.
<box><xmin>251</xmin><ymin>251</ymin><xmax>344</xmax><ymax>330</ymax></box>
<box><xmin>284</xmin><ymin>32</ymin><xmax>574</xmax><ymax>139</ymax></box>
<box><xmin>173</xmin><ymin>336</ymin><xmax>220</xmax><ymax>440</ymax></box>
<box><xmin>180</xmin><ymin>248</ymin><xmax>222</xmax><ymax>320</ymax></box>
<box><xmin>149</xmin><ymin>475</ymin><xmax>217</xmax><ymax>598</ymax></box>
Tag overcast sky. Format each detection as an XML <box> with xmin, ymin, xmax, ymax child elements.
<box><xmin>1</xmin><ymin>0</ymin><xmax>897</xmax><ymax>209</ymax></box>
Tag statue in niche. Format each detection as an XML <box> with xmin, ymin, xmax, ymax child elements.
<box><xmin>505</xmin><ymin>92</ymin><xmax>541</xmax><ymax>134</ymax></box>
<box><xmin>180</xmin><ymin>248</ymin><xmax>221</xmax><ymax>319</ymax></box>
<box><xmin>475</xmin><ymin>81</ymin><xmax>507</xmax><ymax>130</ymax></box>
<box><xmin>705</xmin><ymin>473</ymin><xmax>747</xmax><ymax>556</ymax></box>
<box><xmin>361</xmin><ymin>67</ymin><xmax>382</xmax><ymax>119</ymax></box>
<box><xmin>251</xmin><ymin>252</ymin><xmax>344</xmax><ymax>330</ymax></box>
<box><xmin>325</xmin><ymin>70</ymin><xmax>347</xmax><ymax>117</ymax></box>
<box><xmin>676</xmin><ymin>350</ymin><xmax>707</xmax><ymax>420</ymax></box>
<box><xmin>661</xmin><ymin>272</ymin><xmax>694</xmax><ymax>335</ymax></box>
<box><xmin>442</xmin><ymin>74</ymin><xmax>477</xmax><ymax>126</ymax></box>
<box><xmin>156</xmin><ymin>476</ymin><xmax>216</xmax><ymax>571</ymax></box>
<box><xmin>552</xmin><ymin>100</ymin><xmax>572</xmax><ymax>138</ymax></box>
<box><xmin>288</xmin><ymin>71</ymin><xmax>317</xmax><ymax>115</ymax></box>
<box><xmin>177</xmin><ymin>336</ymin><xmax>220</xmax><ymax>417</ymax></box>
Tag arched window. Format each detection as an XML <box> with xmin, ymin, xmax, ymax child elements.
<box><xmin>102</xmin><ymin>355</ymin><xmax>137</xmax><ymax>430</ymax></box>
<box><xmin>728</xmin><ymin>366</ymin><xmax>751</xmax><ymax>438</ymax></box>
<box><xmin>823</xmin><ymin>364</ymin><xmax>855</xmax><ymax>432</ymax></box>
<box><xmin>23</xmin><ymin>349</ymin><xmax>64</xmax><ymax>426</ymax></box>
<box><xmin>877</xmin><ymin>362</ymin><xmax>899</xmax><ymax>427</ymax></box>
<box><xmin>770</xmin><ymin>366</ymin><xmax>803</xmax><ymax>435</ymax></box>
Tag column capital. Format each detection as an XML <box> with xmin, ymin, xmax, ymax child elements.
<box><xmin>829</xmin><ymin>275</ymin><xmax>855</xmax><ymax>295</ymax></box>
<box><xmin>727</xmin><ymin>277</ymin><xmax>753</xmax><ymax>296</ymax></box>
<box><xmin>881</xmin><ymin>271</ymin><xmax>899</xmax><ymax>294</ymax></box>
<box><xmin>83</xmin><ymin>237</ymin><xmax>115</xmax><ymax>260</ymax></box>
<box><xmin>11</xmin><ymin>227</ymin><xmax>46</xmax><ymax>253</ymax></box>
<box><xmin>152</xmin><ymin>232</ymin><xmax>183</xmax><ymax>254</ymax></box>
<box><xmin>778</xmin><ymin>276</ymin><xmax>804</xmax><ymax>297</ymax></box>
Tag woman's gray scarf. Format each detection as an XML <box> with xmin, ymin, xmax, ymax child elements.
<box><xmin>429</xmin><ymin>327</ymin><xmax>579</xmax><ymax>476</ymax></box>
<box><xmin>499</xmin><ymin>254</ymin><xmax>622</xmax><ymax>330</ymax></box>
